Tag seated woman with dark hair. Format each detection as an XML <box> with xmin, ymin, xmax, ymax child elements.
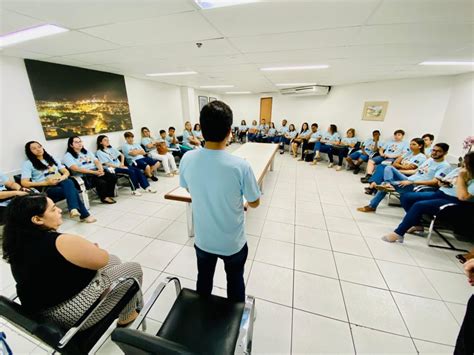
<box><xmin>2</xmin><ymin>194</ymin><xmax>143</xmax><ymax>328</ymax></box>
<box><xmin>382</xmin><ymin>151</ymin><xmax>474</xmax><ymax>243</ymax></box>
<box><xmin>63</xmin><ymin>136</ymin><xmax>117</xmax><ymax>204</ymax></box>
<box><xmin>193</xmin><ymin>123</ymin><xmax>205</xmax><ymax>146</ymax></box>
<box><xmin>96</xmin><ymin>135</ymin><xmax>156</xmax><ymax>195</ymax></box>
<box><xmin>21</xmin><ymin>141</ymin><xmax>96</xmax><ymax>223</ymax></box>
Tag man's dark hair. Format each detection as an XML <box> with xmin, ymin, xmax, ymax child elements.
<box><xmin>311</xmin><ymin>123</ymin><xmax>318</xmax><ymax>128</ymax></box>
<box><xmin>372</xmin><ymin>130</ymin><xmax>380</xmax><ymax>134</ymax></box>
<box><xmin>394</xmin><ymin>129</ymin><xmax>405</xmax><ymax>136</ymax></box>
<box><xmin>434</xmin><ymin>143</ymin><xmax>449</xmax><ymax>153</ymax></box>
<box><xmin>168</xmin><ymin>127</ymin><xmax>175</xmax><ymax>131</ymax></box>
<box><xmin>422</xmin><ymin>133</ymin><xmax>434</xmax><ymax>141</ymax></box>
<box><xmin>159</xmin><ymin>130</ymin><xmax>166</xmax><ymax>135</ymax></box>
<box><xmin>200</xmin><ymin>100</ymin><xmax>233</xmax><ymax>142</ymax></box>
<box><xmin>124</xmin><ymin>131</ymin><xmax>134</xmax><ymax>138</ymax></box>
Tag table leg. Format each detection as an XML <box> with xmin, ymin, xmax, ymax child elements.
<box><xmin>186</xmin><ymin>202</ymin><xmax>194</xmax><ymax>238</ymax></box>
<box><xmin>270</xmin><ymin>157</ymin><xmax>274</xmax><ymax>171</ymax></box>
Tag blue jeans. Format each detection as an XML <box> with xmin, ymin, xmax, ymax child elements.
<box><xmin>134</xmin><ymin>157</ymin><xmax>158</xmax><ymax>170</ymax></box>
<box><xmin>369</xmin><ymin>184</ymin><xmax>414</xmax><ymax>209</ymax></box>
<box><xmin>394</xmin><ymin>190</ymin><xmax>459</xmax><ymax>236</ymax></box>
<box><xmin>369</xmin><ymin>165</ymin><xmax>387</xmax><ymax>184</ymax></box>
<box><xmin>383</xmin><ymin>166</ymin><xmax>408</xmax><ymax>184</ymax></box>
<box><xmin>248</xmin><ymin>133</ymin><xmax>257</xmax><ymax>142</ymax></box>
<box><xmin>400</xmin><ymin>190</ymin><xmax>442</xmax><ymax>212</ymax></box>
<box><xmin>328</xmin><ymin>146</ymin><xmax>349</xmax><ymax>166</ymax></box>
<box><xmin>47</xmin><ymin>179</ymin><xmax>90</xmax><ymax>218</ymax></box>
<box><xmin>194</xmin><ymin>243</ymin><xmax>248</xmax><ymax>302</ymax></box>
<box><xmin>114</xmin><ymin>167</ymin><xmax>149</xmax><ymax>190</ymax></box>
<box><xmin>314</xmin><ymin>142</ymin><xmax>332</xmax><ymax>154</ymax></box>
<box><xmin>349</xmin><ymin>150</ymin><xmax>370</xmax><ymax>162</ymax></box>
<box><xmin>371</xmin><ymin>156</ymin><xmax>395</xmax><ymax>165</ymax></box>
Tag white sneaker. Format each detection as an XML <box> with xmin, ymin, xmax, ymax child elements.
<box><xmin>132</xmin><ymin>190</ymin><xmax>142</xmax><ymax>196</ymax></box>
<box><xmin>336</xmin><ymin>166</ymin><xmax>342</xmax><ymax>171</ymax></box>
<box><xmin>69</xmin><ymin>209</ymin><xmax>81</xmax><ymax>219</ymax></box>
<box><xmin>173</xmin><ymin>170</ymin><xmax>179</xmax><ymax>175</ymax></box>
<box><xmin>145</xmin><ymin>187</ymin><xmax>157</xmax><ymax>193</ymax></box>
<box><xmin>328</xmin><ymin>163</ymin><xmax>334</xmax><ymax>168</ymax></box>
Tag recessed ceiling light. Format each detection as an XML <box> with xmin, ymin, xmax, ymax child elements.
<box><xmin>419</xmin><ymin>61</ymin><xmax>474</xmax><ymax>66</ymax></box>
<box><xmin>225</xmin><ymin>91</ymin><xmax>252</xmax><ymax>94</ymax></box>
<box><xmin>146</xmin><ymin>71</ymin><xmax>197</xmax><ymax>77</ymax></box>
<box><xmin>200</xmin><ymin>85</ymin><xmax>234</xmax><ymax>88</ymax></box>
<box><xmin>276</xmin><ymin>83</ymin><xmax>316</xmax><ymax>87</ymax></box>
<box><xmin>194</xmin><ymin>0</ymin><xmax>259</xmax><ymax>10</ymax></box>
<box><xmin>261</xmin><ymin>65</ymin><xmax>329</xmax><ymax>71</ymax></box>
<box><xmin>0</xmin><ymin>24</ymin><xmax>69</xmax><ymax>48</ymax></box>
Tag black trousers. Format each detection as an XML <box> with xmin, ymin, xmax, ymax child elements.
<box><xmin>455</xmin><ymin>294</ymin><xmax>474</xmax><ymax>355</ymax></box>
<box><xmin>83</xmin><ymin>171</ymin><xmax>117</xmax><ymax>200</ymax></box>
<box><xmin>328</xmin><ymin>146</ymin><xmax>350</xmax><ymax>166</ymax></box>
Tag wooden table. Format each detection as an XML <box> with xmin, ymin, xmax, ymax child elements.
<box><xmin>164</xmin><ymin>143</ymin><xmax>279</xmax><ymax>237</ymax></box>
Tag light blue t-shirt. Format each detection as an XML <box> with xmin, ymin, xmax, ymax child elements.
<box><xmin>141</xmin><ymin>137</ymin><xmax>156</xmax><ymax>153</ymax></box>
<box><xmin>341</xmin><ymin>137</ymin><xmax>358</xmax><ymax>146</ymax></box>
<box><xmin>123</xmin><ymin>143</ymin><xmax>144</xmax><ymax>163</ymax></box>
<box><xmin>21</xmin><ymin>158</ymin><xmax>64</xmax><ymax>182</ymax></box>
<box><xmin>0</xmin><ymin>173</ymin><xmax>8</xmax><ymax>192</ymax></box>
<box><xmin>323</xmin><ymin>132</ymin><xmax>341</xmax><ymax>146</ymax></box>
<box><xmin>278</xmin><ymin>126</ymin><xmax>289</xmax><ymax>135</ymax></box>
<box><xmin>63</xmin><ymin>151</ymin><xmax>97</xmax><ymax>176</ymax></box>
<box><xmin>258</xmin><ymin>124</ymin><xmax>269</xmax><ymax>133</ymax></box>
<box><xmin>383</xmin><ymin>140</ymin><xmax>409</xmax><ymax>157</ymax></box>
<box><xmin>408</xmin><ymin>159</ymin><xmax>451</xmax><ymax>182</ymax></box>
<box><xmin>179</xmin><ymin>149</ymin><xmax>261</xmax><ymax>256</ymax></box>
<box><xmin>401</xmin><ymin>151</ymin><xmax>427</xmax><ymax>168</ymax></box>
<box><xmin>425</xmin><ymin>146</ymin><xmax>433</xmax><ymax>157</ymax></box>
<box><xmin>239</xmin><ymin>125</ymin><xmax>248</xmax><ymax>132</ymax></box>
<box><xmin>166</xmin><ymin>135</ymin><xmax>179</xmax><ymax>148</ymax></box>
<box><xmin>299</xmin><ymin>129</ymin><xmax>311</xmax><ymax>137</ymax></box>
<box><xmin>267</xmin><ymin>128</ymin><xmax>277</xmax><ymax>137</ymax></box>
<box><xmin>96</xmin><ymin>147</ymin><xmax>122</xmax><ymax>167</ymax></box>
<box><xmin>363</xmin><ymin>138</ymin><xmax>384</xmax><ymax>155</ymax></box>
<box><xmin>193</xmin><ymin>130</ymin><xmax>203</xmax><ymax>139</ymax></box>
<box><xmin>287</xmin><ymin>131</ymin><xmax>298</xmax><ymax>139</ymax></box>
<box><xmin>439</xmin><ymin>168</ymin><xmax>474</xmax><ymax>201</ymax></box>
<box><xmin>308</xmin><ymin>130</ymin><xmax>322</xmax><ymax>142</ymax></box>
<box><xmin>182</xmin><ymin>130</ymin><xmax>194</xmax><ymax>147</ymax></box>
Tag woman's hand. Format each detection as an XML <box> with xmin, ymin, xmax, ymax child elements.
<box><xmin>464</xmin><ymin>259</ymin><xmax>474</xmax><ymax>286</ymax></box>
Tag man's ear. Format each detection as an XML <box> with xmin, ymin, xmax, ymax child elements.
<box><xmin>31</xmin><ymin>215</ymin><xmax>44</xmax><ymax>226</ymax></box>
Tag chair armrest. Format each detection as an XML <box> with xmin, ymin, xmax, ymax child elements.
<box><xmin>58</xmin><ymin>277</ymin><xmax>141</xmax><ymax>348</ymax></box>
<box><xmin>69</xmin><ymin>176</ymin><xmax>86</xmax><ymax>192</ymax></box>
<box><xmin>112</xmin><ymin>328</ymin><xmax>195</xmax><ymax>355</ymax></box>
<box><xmin>131</xmin><ymin>277</ymin><xmax>181</xmax><ymax>330</ymax></box>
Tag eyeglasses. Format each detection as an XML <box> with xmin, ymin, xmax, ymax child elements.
<box><xmin>431</xmin><ymin>149</ymin><xmax>443</xmax><ymax>153</ymax></box>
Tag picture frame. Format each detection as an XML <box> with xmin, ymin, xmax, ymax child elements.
<box><xmin>198</xmin><ymin>96</ymin><xmax>208</xmax><ymax>112</ymax></box>
<box><xmin>209</xmin><ymin>97</ymin><xmax>217</xmax><ymax>102</ymax></box>
<box><xmin>362</xmin><ymin>101</ymin><xmax>389</xmax><ymax>121</ymax></box>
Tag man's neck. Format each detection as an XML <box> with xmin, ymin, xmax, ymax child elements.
<box><xmin>205</xmin><ymin>141</ymin><xmax>227</xmax><ymax>150</ymax></box>
<box><xmin>434</xmin><ymin>156</ymin><xmax>445</xmax><ymax>162</ymax></box>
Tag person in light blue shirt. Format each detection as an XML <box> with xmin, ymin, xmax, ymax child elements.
<box><xmin>300</xmin><ymin>123</ymin><xmax>320</xmax><ymax>161</ymax></box>
<box><xmin>166</xmin><ymin>126</ymin><xmax>191</xmax><ymax>157</ymax></box>
<box><xmin>237</xmin><ymin>120</ymin><xmax>249</xmax><ymax>143</ymax></box>
<box><xmin>265</xmin><ymin>122</ymin><xmax>278</xmax><ymax>143</ymax></box>
<box><xmin>21</xmin><ymin>141</ymin><xmax>95</xmax><ymax>222</ymax></box>
<box><xmin>123</xmin><ymin>131</ymin><xmax>161</xmax><ymax>181</ymax></box>
<box><xmin>382</xmin><ymin>151</ymin><xmax>474</xmax><ymax>243</ymax></box>
<box><xmin>0</xmin><ymin>172</ymin><xmax>29</xmax><ymax>212</ymax></box>
<box><xmin>256</xmin><ymin>119</ymin><xmax>269</xmax><ymax>142</ymax></box>
<box><xmin>193</xmin><ymin>123</ymin><xmax>205</xmax><ymax>146</ymax></box>
<box><xmin>279</xmin><ymin>123</ymin><xmax>297</xmax><ymax>154</ymax></box>
<box><xmin>277</xmin><ymin>119</ymin><xmax>289</xmax><ymax>137</ymax></box>
<box><xmin>291</xmin><ymin>122</ymin><xmax>311</xmax><ymax>158</ymax></box>
<box><xmin>311</xmin><ymin>124</ymin><xmax>341</xmax><ymax>164</ymax></box>
<box><xmin>180</xmin><ymin>100</ymin><xmax>261</xmax><ymax>302</ymax></box>
<box><xmin>64</xmin><ymin>136</ymin><xmax>117</xmax><ymax>204</ymax></box>
<box><xmin>247</xmin><ymin>120</ymin><xmax>259</xmax><ymax>142</ymax></box>
<box><xmin>422</xmin><ymin>133</ymin><xmax>435</xmax><ymax>157</ymax></box>
<box><xmin>347</xmin><ymin>130</ymin><xmax>383</xmax><ymax>175</ymax></box>
<box><xmin>182</xmin><ymin>121</ymin><xmax>202</xmax><ymax>149</ymax></box>
<box><xmin>358</xmin><ymin>143</ymin><xmax>450</xmax><ymax>212</ymax></box>
<box><xmin>327</xmin><ymin>128</ymin><xmax>358</xmax><ymax>170</ymax></box>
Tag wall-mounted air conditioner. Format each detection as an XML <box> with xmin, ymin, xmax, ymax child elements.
<box><xmin>280</xmin><ymin>85</ymin><xmax>331</xmax><ymax>96</ymax></box>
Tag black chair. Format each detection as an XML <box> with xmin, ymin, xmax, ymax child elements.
<box><xmin>176</xmin><ymin>135</ymin><xmax>183</xmax><ymax>144</ymax></box>
<box><xmin>0</xmin><ymin>277</ymin><xmax>142</xmax><ymax>354</ymax></box>
<box><xmin>112</xmin><ymin>277</ymin><xmax>255</xmax><ymax>355</ymax></box>
<box><xmin>424</xmin><ymin>202</ymin><xmax>474</xmax><ymax>252</ymax></box>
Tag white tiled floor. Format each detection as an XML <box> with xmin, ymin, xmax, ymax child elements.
<box><xmin>1</xmin><ymin>148</ymin><xmax>472</xmax><ymax>354</ymax></box>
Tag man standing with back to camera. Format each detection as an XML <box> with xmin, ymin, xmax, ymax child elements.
<box><xmin>179</xmin><ymin>101</ymin><xmax>261</xmax><ymax>301</ymax></box>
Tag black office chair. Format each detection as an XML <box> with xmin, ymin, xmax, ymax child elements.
<box><xmin>112</xmin><ymin>277</ymin><xmax>255</xmax><ymax>355</ymax></box>
<box><xmin>0</xmin><ymin>277</ymin><xmax>142</xmax><ymax>354</ymax></box>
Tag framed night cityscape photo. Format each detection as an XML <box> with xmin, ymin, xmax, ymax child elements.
<box><xmin>24</xmin><ymin>59</ymin><xmax>133</xmax><ymax>140</ymax></box>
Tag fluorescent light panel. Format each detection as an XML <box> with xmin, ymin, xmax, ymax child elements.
<box><xmin>419</xmin><ymin>61</ymin><xmax>474</xmax><ymax>66</ymax></box>
<box><xmin>261</xmin><ymin>65</ymin><xmax>329</xmax><ymax>71</ymax></box>
<box><xmin>195</xmin><ymin>0</ymin><xmax>259</xmax><ymax>9</ymax></box>
<box><xmin>146</xmin><ymin>71</ymin><xmax>197</xmax><ymax>77</ymax></box>
<box><xmin>200</xmin><ymin>85</ymin><xmax>234</xmax><ymax>88</ymax></box>
<box><xmin>225</xmin><ymin>91</ymin><xmax>252</xmax><ymax>94</ymax></box>
<box><xmin>276</xmin><ymin>83</ymin><xmax>316</xmax><ymax>87</ymax></box>
<box><xmin>0</xmin><ymin>24</ymin><xmax>69</xmax><ymax>48</ymax></box>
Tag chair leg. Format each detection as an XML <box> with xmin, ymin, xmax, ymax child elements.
<box><xmin>427</xmin><ymin>217</ymin><xmax>469</xmax><ymax>252</ymax></box>
<box><xmin>236</xmin><ymin>295</ymin><xmax>256</xmax><ymax>355</ymax></box>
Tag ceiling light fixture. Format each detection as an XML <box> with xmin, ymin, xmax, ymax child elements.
<box><xmin>419</xmin><ymin>61</ymin><xmax>474</xmax><ymax>66</ymax></box>
<box><xmin>276</xmin><ymin>83</ymin><xmax>316</xmax><ymax>87</ymax></box>
<box><xmin>200</xmin><ymin>85</ymin><xmax>234</xmax><ymax>88</ymax></box>
<box><xmin>225</xmin><ymin>91</ymin><xmax>252</xmax><ymax>94</ymax></box>
<box><xmin>194</xmin><ymin>0</ymin><xmax>259</xmax><ymax>10</ymax></box>
<box><xmin>146</xmin><ymin>71</ymin><xmax>197</xmax><ymax>77</ymax></box>
<box><xmin>261</xmin><ymin>65</ymin><xmax>329</xmax><ymax>71</ymax></box>
<box><xmin>0</xmin><ymin>24</ymin><xmax>69</xmax><ymax>48</ymax></box>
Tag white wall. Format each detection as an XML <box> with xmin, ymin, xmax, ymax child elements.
<box><xmin>223</xmin><ymin>75</ymin><xmax>467</xmax><ymax>146</ymax></box>
<box><xmin>0</xmin><ymin>56</ymin><xmax>184</xmax><ymax>174</ymax></box>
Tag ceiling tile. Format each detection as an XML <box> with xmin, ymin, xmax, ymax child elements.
<box><xmin>1</xmin><ymin>0</ymin><xmax>195</xmax><ymax>29</ymax></box>
<box><xmin>0</xmin><ymin>8</ymin><xmax>44</xmax><ymax>34</ymax></box>
<box><xmin>81</xmin><ymin>11</ymin><xmax>221</xmax><ymax>46</ymax></box>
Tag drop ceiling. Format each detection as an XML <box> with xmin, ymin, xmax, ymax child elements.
<box><xmin>1</xmin><ymin>0</ymin><xmax>473</xmax><ymax>93</ymax></box>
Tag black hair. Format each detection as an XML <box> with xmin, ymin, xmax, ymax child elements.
<box><xmin>2</xmin><ymin>194</ymin><xmax>49</xmax><ymax>263</ymax></box>
<box><xmin>311</xmin><ymin>123</ymin><xmax>318</xmax><ymax>128</ymax></box>
<box><xmin>141</xmin><ymin>127</ymin><xmax>150</xmax><ymax>137</ymax></box>
<box><xmin>422</xmin><ymin>133</ymin><xmax>434</xmax><ymax>141</ymax></box>
<box><xmin>464</xmin><ymin>151</ymin><xmax>474</xmax><ymax>177</ymax></box>
<box><xmin>270</xmin><ymin>122</ymin><xmax>275</xmax><ymax>129</ymax></box>
<box><xmin>96</xmin><ymin>135</ymin><xmax>111</xmax><ymax>151</ymax></box>
<box><xmin>241</xmin><ymin>120</ymin><xmax>247</xmax><ymax>125</ymax></box>
<box><xmin>24</xmin><ymin>141</ymin><xmax>57</xmax><ymax>171</ymax></box>
<box><xmin>372</xmin><ymin>130</ymin><xmax>380</xmax><ymax>135</ymax></box>
<box><xmin>394</xmin><ymin>129</ymin><xmax>405</xmax><ymax>136</ymax></box>
<box><xmin>434</xmin><ymin>143</ymin><xmax>449</xmax><ymax>153</ymax></box>
<box><xmin>124</xmin><ymin>131</ymin><xmax>134</xmax><ymax>138</ymax></box>
<box><xmin>329</xmin><ymin>124</ymin><xmax>337</xmax><ymax>134</ymax></box>
<box><xmin>194</xmin><ymin>123</ymin><xmax>201</xmax><ymax>131</ymax></box>
<box><xmin>168</xmin><ymin>127</ymin><xmax>175</xmax><ymax>131</ymax></box>
<box><xmin>300</xmin><ymin>122</ymin><xmax>309</xmax><ymax>133</ymax></box>
<box><xmin>410</xmin><ymin>138</ymin><xmax>425</xmax><ymax>154</ymax></box>
<box><xmin>347</xmin><ymin>128</ymin><xmax>355</xmax><ymax>137</ymax></box>
<box><xmin>289</xmin><ymin>124</ymin><xmax>295</xmax><ymax>131</ymax></box>
<box><xmin>159</xmin><ymin>130</ymin><xmax>166</xmax><ymax>135</ymax></box>
<box><xmin>66</xmin><ymin>136</ymin><xmax>87</xmax><ymax>159</ymax></box>
<box><xmin>200</xmin><ymin>100</ymin><xmax>233</xmax><ymax>142</ymax></box>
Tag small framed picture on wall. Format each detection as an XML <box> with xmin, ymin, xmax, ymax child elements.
<box><xmin>198</xmin><ymin>96</ymin><xmax>208</xmax><ymax>112</ymax></box>
<box><xmin>362</xmin><ymin>101</ymin><xmax>388</xmax><ymax>121</ymax></box>
<box><xmin>209</xmin><ymin>97</ymin><xmax>217</xmax><ymax>102</ymax></box>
